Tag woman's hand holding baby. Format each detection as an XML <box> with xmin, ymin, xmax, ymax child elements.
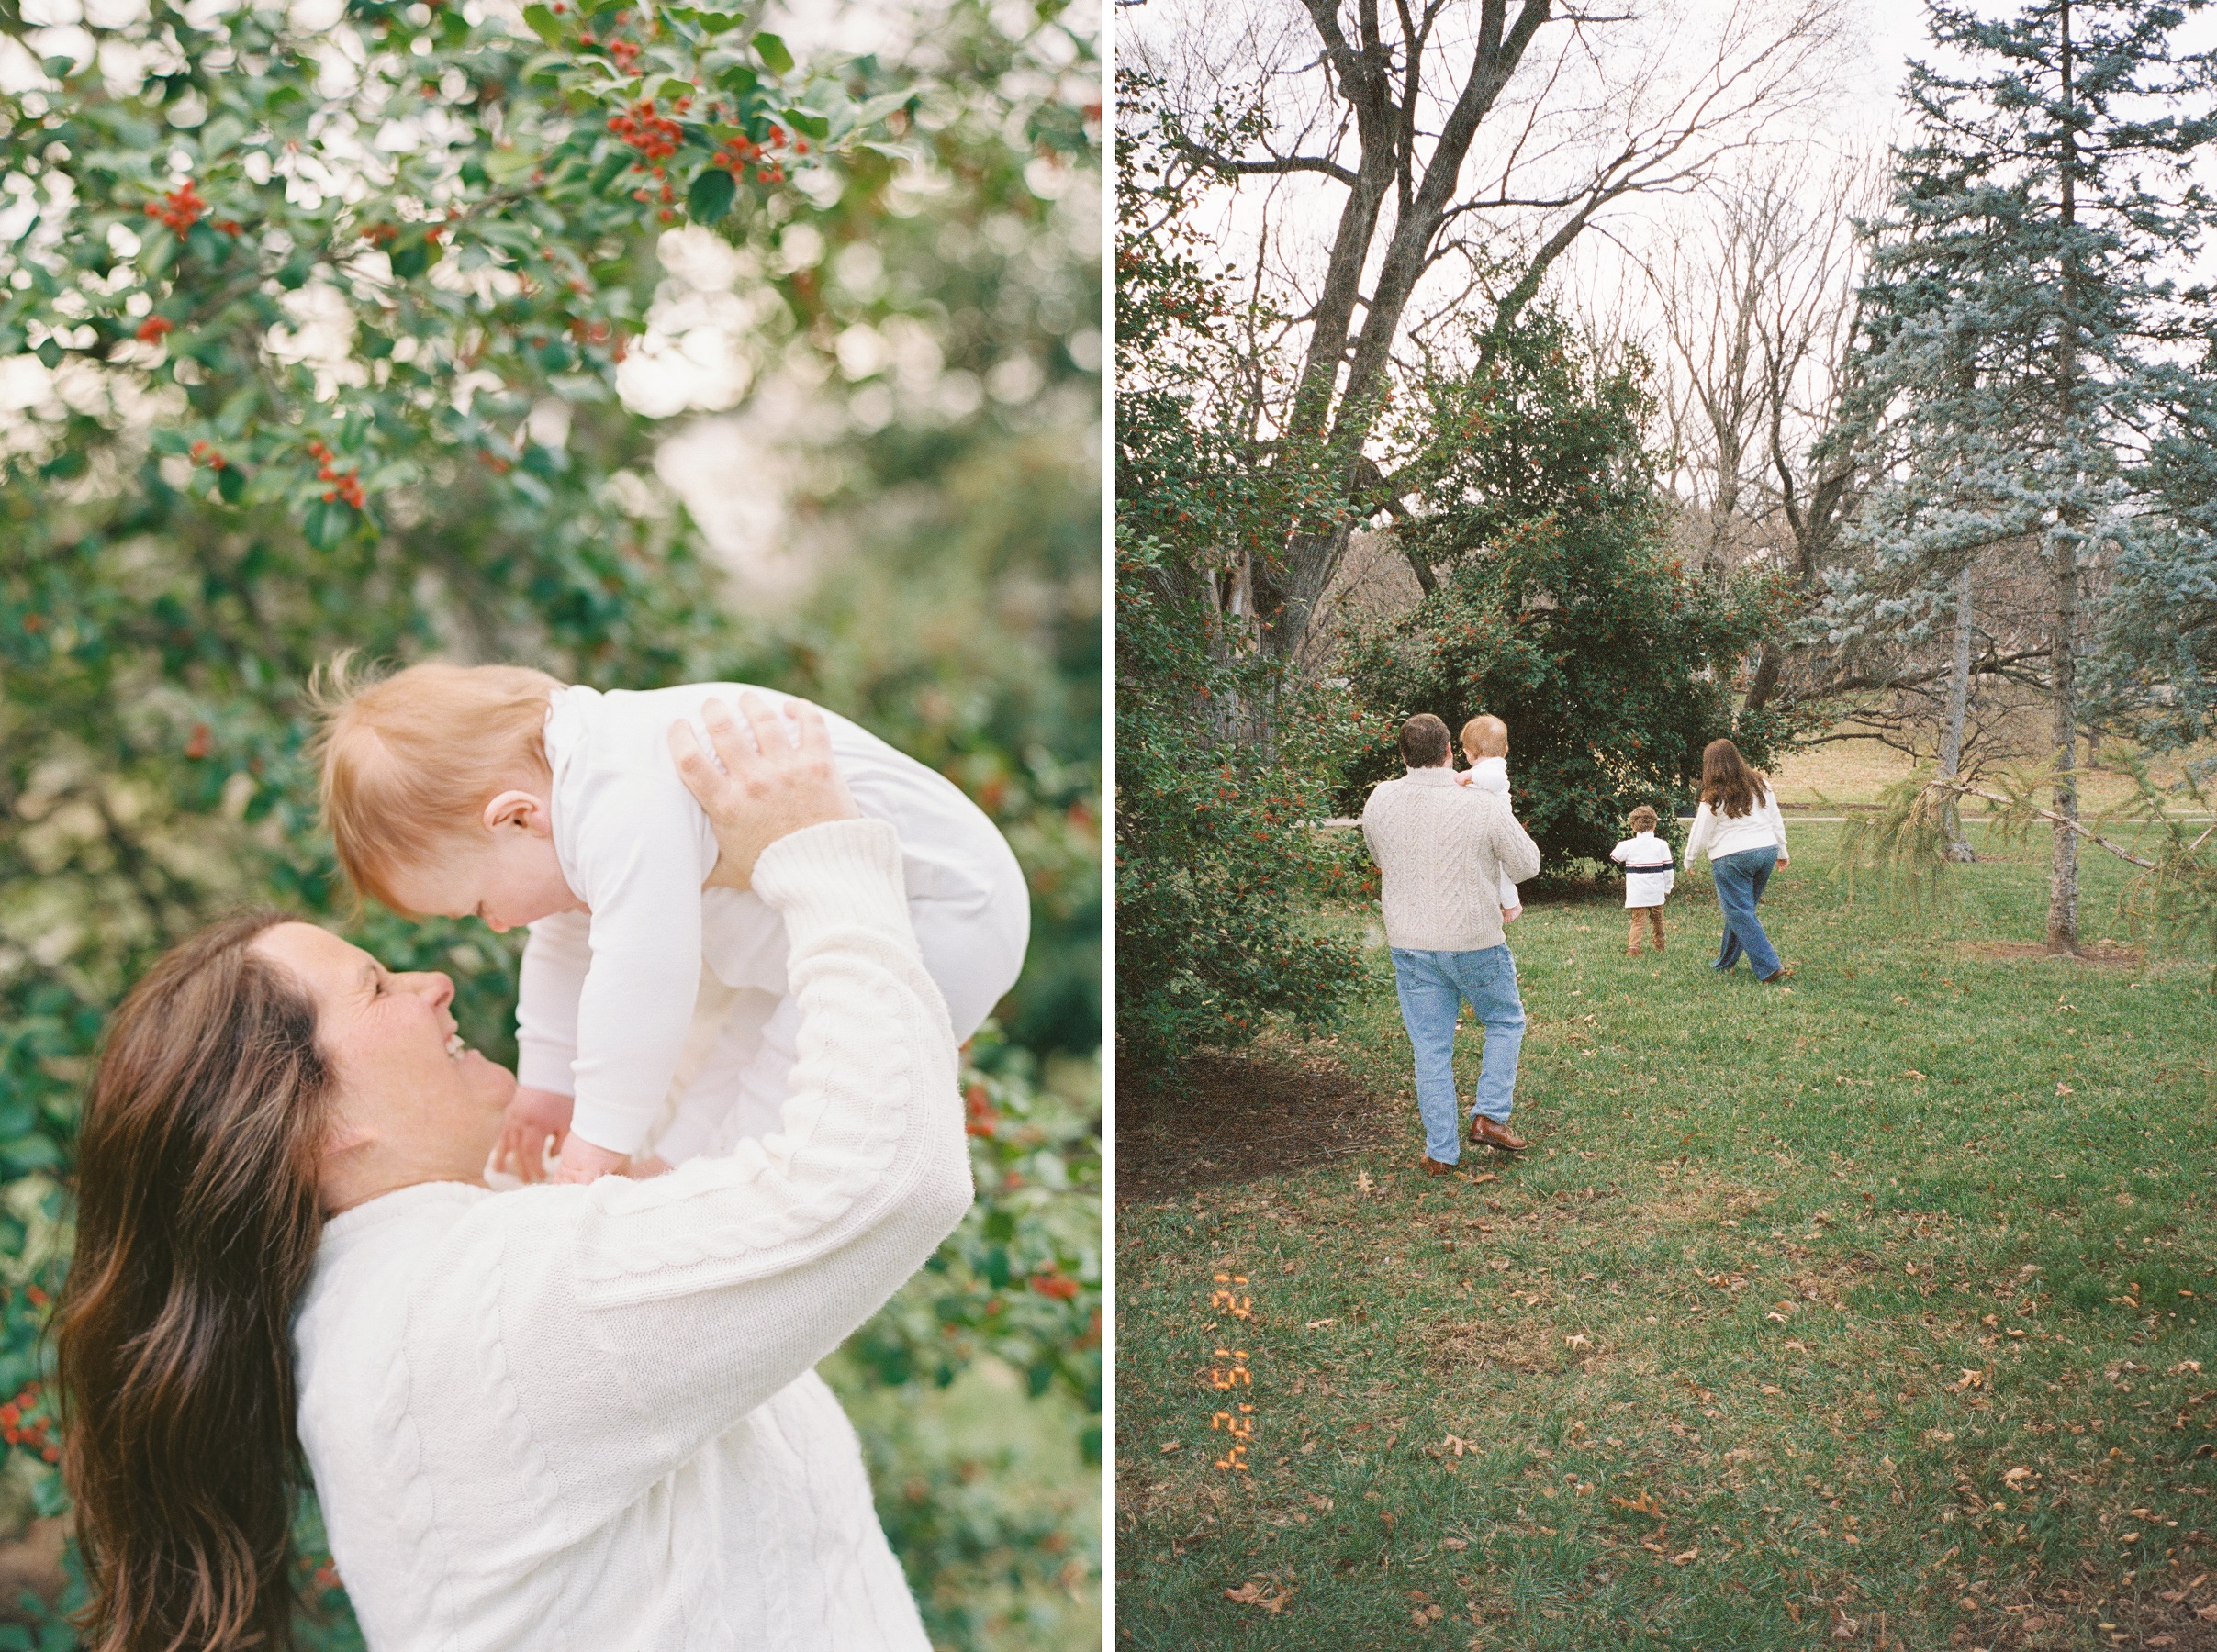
<box><xmin>675</xmin><ymin>694</ymin><xmax>858</xmax><ymax>893</ymax></box>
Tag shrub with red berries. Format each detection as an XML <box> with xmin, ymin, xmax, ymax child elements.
<box><xmin>142</xmin><ymin>182</ymin><xmax>206</xmax><ymax>234</ymax></box>
<box><xmin>0</xmin><ymin>1379</ymin><xmax>60</xmax><ymax>1466</ymax></box>
<box><xmin>305</xmin><ymin>439</ymin><xmax>365</xmax><ymax>511</ymax></box>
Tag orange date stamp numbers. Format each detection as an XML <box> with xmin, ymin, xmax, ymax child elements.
<box><xmin>1208</xmin><ymin>1271</ymin><xmax>1255</xmax><ymax>1472</ymax></box>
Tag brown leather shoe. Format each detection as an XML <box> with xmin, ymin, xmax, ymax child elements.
<box><xmin>1761</xmin><ymin>963</ymin><xmax>1796</xmax><ymax>984</ymax></box>
<box><xmin>1417</xmin><ymin>1154</ymin><xmax>1457</xmax><ymax>1177</ymax></box>
<box><xmin>1470</xmin><ymin>1116</ymin><xmax>1528</xmax><ymax>1153</ymax></box>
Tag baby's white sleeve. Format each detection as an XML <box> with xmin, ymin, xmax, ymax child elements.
<box><xmin>566</xmin><ymin>792</ymin><xmax>711</xmax><ymax>1157</ymax></box>
<box><xmin>516</xmin><ymin>910</ymin><xmax>592</xmax><ymax>1096</ymax></box>
<box><xmin>650</xmin><ymin>993</ymin><xmax>778</xmax><ymax>1166</ymax></box>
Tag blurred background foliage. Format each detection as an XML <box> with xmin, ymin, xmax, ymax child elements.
<box><xmin>0</xmin><ymin>0</ymin><xmax>1099</xmax><ymax>1641</ymax></box>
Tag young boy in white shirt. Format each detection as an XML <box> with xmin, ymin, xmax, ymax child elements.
<box><xmin>1456</xmin><ymin>714</ymin><xmax>1524</xmax><ymax>922</ymax></box>
<box><xmin>1607</xmin><ymin>805</ymin><xmax>1675</xmax><ymax>955</ymax></box>
<box><xmin>316</xmin><ymin>661</ymin><xmax>1030</xmax><ymax>1184</ymax></box>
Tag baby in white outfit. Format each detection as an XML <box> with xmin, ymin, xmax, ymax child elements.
<box><xmin>318</xmin><ymin>663</ymin><xmax>1030</xmax><ymax>1184</ymax></box>
<box><xmin>1455</xmin><ymin>714</ymin><xmax>1524</xmax><ymax>922</ymax></box>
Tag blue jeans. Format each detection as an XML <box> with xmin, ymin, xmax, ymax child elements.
<box><xmin>1390</xmin><ymin>945</ymin><xmax>1525</xmax><ymax>1166</ymax></box>
<box><xmin>1711</xmin><ymin>846</ymin><xmax>1783</xmax><ymax>977</ymax></box>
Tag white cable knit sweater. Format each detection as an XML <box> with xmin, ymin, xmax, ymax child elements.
<box><xmin>1360</xmin><ymin>766</ymin><xmax>1542</xmax><ymax>952</ymax></box>
<box><xmin>293</xmin><ymin>820</ymin><xmax>970</xmax><ymax>1652</ymax></box>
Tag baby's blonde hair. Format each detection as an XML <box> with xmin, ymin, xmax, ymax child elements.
<box><xmin>1628</xmin><ymin>805</ymin><xmax>1659</xmax><ymax>832</ymax></box>
<box><xmin>1460</xmin><ymin>715</ymin><xmax>1508</xmax><ymax>759</ymax></box>
<box><xmin>310</xmin><ymin>654</ymin><xmax>565</xmax><ymax>914</ymax></box>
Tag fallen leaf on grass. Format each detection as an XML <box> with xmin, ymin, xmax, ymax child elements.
<box><xmin>1611</xmin><ymin>1490</ymin><xmax>1665</xmax><ymax>1516</ymax></box>
<box><xmin>1671</xmin><ymin>1548</ymin><xmax>1698</xmax><ymax>1565</ymax></box>
<box><xmin>1159</xmin><ymin>1441</ymin><xmax>1181</xmax><ymax>1454</ymax></box>
<box><xmin>2200</xmin><ymin>1603</ymin><xmax>2217</xmax><ymax>1622</ymax></box>
<box><xmin>1306</xmin><ymin>1319</ymin><xmax>1337</xmax><ymax>1329</ymax></box>
<box><xmin>2056</xmin><ymin>1082</ymin><xmax>2075</xmax><ymax>1097</ymax></box>
<box><xmin>1439</xmin><ymin>1536</ymin><xmax>1469</xmax><ymax>1551</ymax></box>
<box><xmin>1225</xmin><ymin>1581</ymin><xmax>1293</xmax><ymax>1613</ymax></box>
<box><xmin>1565</xmin><ymin>1334</ymin><xmax>1592</xmax><ymax>1349</ymax></box>
<box><xmin>1358</xmin><ymin>1170</ymin><xmax>1374</xmax><ymax>1194</ymax></box>
<box><xmin>1462</xmin><ymin>1171</ymin><xmax>1498</xmax><ymax>1184</ymax></box>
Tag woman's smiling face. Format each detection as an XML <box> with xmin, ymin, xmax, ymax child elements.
<box><xmin>252</xmin><ymin>922</ymin><xmax>515</xmax><ymax>1211</ymax></box>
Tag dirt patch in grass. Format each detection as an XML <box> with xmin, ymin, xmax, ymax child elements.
<box><xmin>1965</xmin><ymin>940</ymin><xmax>2145</xmax><ymax>967</ymax></box>
<box><xmin>1954</xmin><ymin>1564</ymin><xmax>2217</xmax><ymax>1649</ymax></box>
<box><xmin>1116</xmin><ymin>1052</ymin><xmax>1397</xmax><ymax>1203</ymax></box>
<box><xmin>1422</xmin><ymin>1315</ymin><xmax>1571</xmax><ymax>1378</ymax></box>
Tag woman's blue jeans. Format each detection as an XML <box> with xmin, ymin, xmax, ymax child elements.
<box><xmin>1389</xmin><ymin>944</ymin><xmax>1524</xmax><ymax>1166</ymax></box>
<box><xmin>1710</xmin><ymin>846</ymin><xmax>1782</xmax><ymax>977</ymax></box>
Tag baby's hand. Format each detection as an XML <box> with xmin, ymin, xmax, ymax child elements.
<box><xmin>496</xmin><ymin>1085</ymin><xmax>575</xmax><ymax>1184</ymax></box>
<box><xmin>628</xmin><ymin>1154</ymin><xmax>674</xmax><ymax>1179</ymax></box>
<box><xmin>553</xmin><ymin>1134</ymin><xmax>630</xmax><ymax>1185</ymax></box>
<box><xmin>1502</xmin><ymin>903</ymin><xmax>1523</xmax><ymax>923</ymax></box>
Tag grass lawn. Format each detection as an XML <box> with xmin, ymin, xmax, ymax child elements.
<box><xmin>1114</xmin><ymin>825</ymin><xmax>2217</xmax><ymax>1651</ymax></box>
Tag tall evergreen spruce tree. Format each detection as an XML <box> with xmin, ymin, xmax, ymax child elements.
<box><xmin>1842</xmin><ymin>0</ymin><xmax>2217</xmax><ymax>951</ymax></box>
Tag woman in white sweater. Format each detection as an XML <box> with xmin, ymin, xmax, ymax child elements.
<box><xmin>1680</xmin><ymin>738</ymin><xmax>1793</xmax><ymax>983</ymax></box>
<box><xmin>54</xmin><ymin>698</ymin><xmax>970</xmax><ymax>1652</ymax></box>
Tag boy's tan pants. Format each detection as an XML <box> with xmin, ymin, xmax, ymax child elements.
<box><xmin>1627</xmin><ymin>909</ymin><xmax>1664</xmax><ymax>954</ymax></box>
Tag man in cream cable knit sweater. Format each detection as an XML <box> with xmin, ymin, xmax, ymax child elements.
<box><xmin>1361</xmin><ymin>713</ymin><xmax>1543</xmax><ymax>1172</ymax></box>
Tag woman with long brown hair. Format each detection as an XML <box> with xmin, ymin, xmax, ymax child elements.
<box><xmin>54</xmin><ymin>698</ymin><xmax>970</xmax><ymax>1652</ymax></box>
<box><xmin>1681</xmin><ymin>738</ymin><xmax>1794</xmax><ymax>983</ymax></box>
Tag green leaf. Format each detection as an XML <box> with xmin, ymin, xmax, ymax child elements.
<box><xmin>693</xmin><ymin>6</ymin><xmax>745</xmax><ymax>32</ymax></box>
<box><xmin>485</xmin><ymin>144</ymin><xmax>541</xmax><ymax>183</ymax></box>
<box><xmin>302</xmin><ymin>497</ymin><xmax>353</xmax><ymax>551</ymax></box>
<box><xmin>276</xmin><ymin>252</ymin><xmax>313</xmax><ymax>290</ymax></box>
<box><xmin>217</xmin><ymin>463</ymin><xmax>246</xmax><ymax>504</ymax></box>
<box><xmin>782</xmin><ymin>106</ymin><xmax>830</xmax><ymax>141</ymax></box>
<box><xmin>752</xmin><ymin>29</ymin><xmax>792</xmax><ymax>73</ymax></box>
<box><xmin>522</xmin><ymin>4</ymin><xmax>562</xmax><ymax>47</ymax></box>
<box><xmin>199</xmin><ymin>113</ymin><xmax>248</xmax><ymax>159</ymax></box>
<box><xmin>389</xmin><ymin>233</ymin><xmax>443</xmax><ymax>280</ymax></box>
<box><xmin>686</xmin><ymin>164</ymin><xmax>734</xmax><ymax>224</ymax></box>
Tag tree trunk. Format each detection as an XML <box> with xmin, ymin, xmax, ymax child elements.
<box><xmin>2046</xmin><ymin>0</ymin><xmax>2081</xmax><ymax>954</ymax></box>
<box><xmin>2046</xmin><ymin>536</ymin><xmax>2081</xmax><ymax>951</ymax></box>
<box><xmin>1744</xmin><ymin>642</ymin><xmax>1782</xmax><ymax>711</ymax></box>
<box><xmin>1938</xmin><ymin>562</ymin><xmax>1976</xmax><ymax>862</ymax></box>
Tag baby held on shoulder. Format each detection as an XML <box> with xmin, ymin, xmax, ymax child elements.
<box><xmin>1455</xmin><ymin>714</ymin><xmax>1524</xmax><ymax>923</ymax></box>
<box><xmin>314</xmin><ymin>659</ymin><xmax>1029</xmax><ymax>1187</ymax></box>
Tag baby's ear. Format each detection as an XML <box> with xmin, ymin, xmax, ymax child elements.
<box><xmin>484</xmin><ymin>789</ymin><xmax>552</xmax><ymax>834</ymax></box>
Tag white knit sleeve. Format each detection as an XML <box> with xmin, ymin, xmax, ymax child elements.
<box><xmin>1683</xmin><ymin>803</ymin><xmax>1715</xmax><ymax>864</ymax></box>
<box><xmin>449</xmin><ymin>820</ymin><xmax>969</xmax><ymax>1529</ymax></box>
<box><xmin>1492</xmin><ymin>799</ymin><xmax>1541</xmax><ymax>885</ymax></box>
<box><xmin>1766</xmin><ymin>790</ymin><xmax>1789</xmax><ymax>855</ymax></box>
<box><xmin>514</xmin><ymin>910</ymin><xmax>590</xmax><ymax>1096</ymax></box>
